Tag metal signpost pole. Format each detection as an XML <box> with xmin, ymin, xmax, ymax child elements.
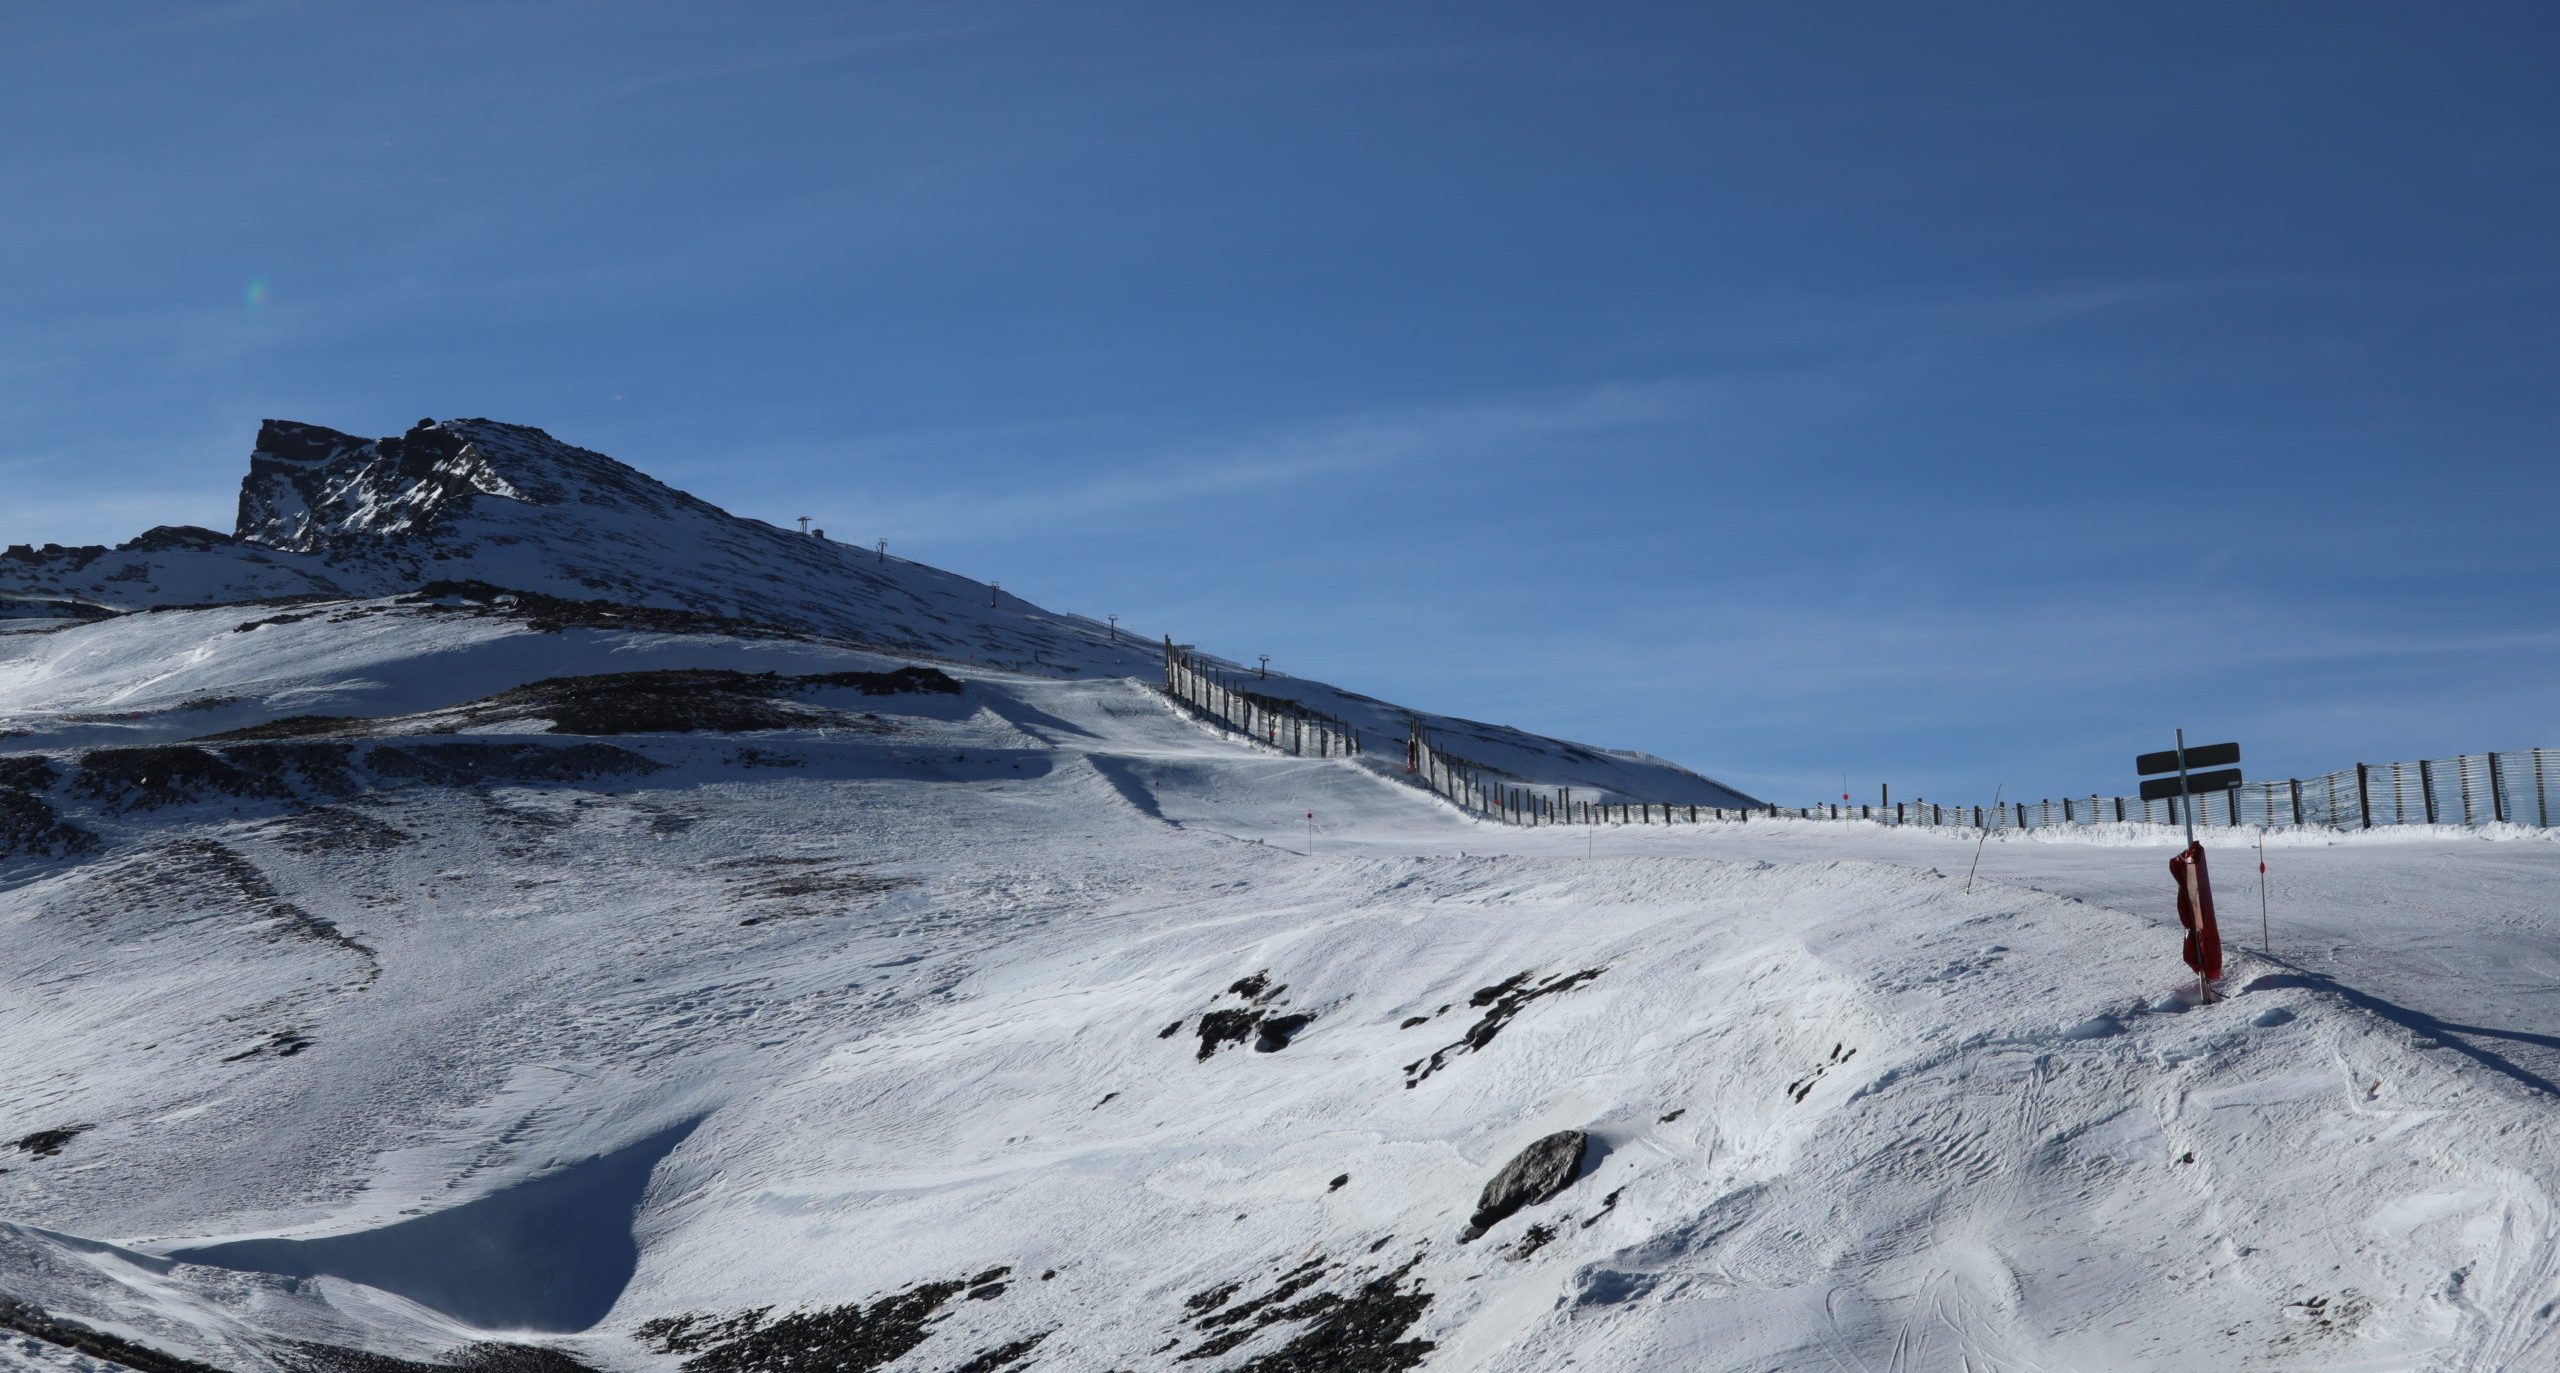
<box><xmin>2176</xmin><ymin>728</ymin><xmax>2194</xmax><ymax>847</ymax></box>
<box><xmin>2175</xmin><ymin>728</ymin><xmax>2200</xmax><ymax>1002</ymax></box>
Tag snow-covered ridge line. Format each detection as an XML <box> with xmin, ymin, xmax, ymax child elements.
<box><xmin>1</xmin><ymin>417</ymin><xmax>1748</xmax><ymax>807</ymax></box>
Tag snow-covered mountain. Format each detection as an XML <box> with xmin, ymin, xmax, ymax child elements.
<box><xmin>5</xmin><ymin>419</ymin><xmax>2558</xmax><ymax>1373</ymax></box>
<box><xmin>4</xmin><ymin>417</ymin><xmax>1139</xmax><ymax>676</ymax></box>
<box><xmin>0</xmin><ymin>418</ymin><xmax>1755</xmax><ymax>810</ymax></box>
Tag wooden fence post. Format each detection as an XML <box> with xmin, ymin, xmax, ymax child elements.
<box><xmin>2420</xmin><ymin>759</ymin><xmax>2438</xmax><ymax>825</ymax></box>
<box><xmin>2490</xmin><ymin>753</ymin><xmax>2508</xmax><ymax>824</ymax></box>
<box><xmin>2357</xmin><ymin>764</ymin><xmax>2373</xmax><ymax>829</ymax></box>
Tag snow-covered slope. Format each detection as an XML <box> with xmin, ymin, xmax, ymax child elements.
<box><xmin>0</xmin><ymin>418</ymin><xmax>1755</xmax><ymax>810</ymax></box>
<box><xmin>4</xmin><ymin>600</ymin><xmax>2559</xmax><ymax>1373</ymax></box>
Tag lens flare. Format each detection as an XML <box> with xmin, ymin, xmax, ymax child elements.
<box><xmin>244</xmin><ymin>278</ymin><xmax>270</xmax><ymax>309</ymax></box>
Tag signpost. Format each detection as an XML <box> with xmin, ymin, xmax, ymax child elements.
<box><xmin>2138</xmin><ymin>731</ymin><xmax>2242</xmax><ymax>1002</ymax></box>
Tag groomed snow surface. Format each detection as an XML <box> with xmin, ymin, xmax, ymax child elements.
<box><xmin>4</xmin><ymin>607</ymin><xmax>2559</xmax><ymax>1373</ymax></box>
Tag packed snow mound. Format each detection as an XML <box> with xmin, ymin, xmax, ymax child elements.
<box><xmin>1</xmin><ymin>415</ymin><xmax>1761</xmax><ymax>808</ymax></box>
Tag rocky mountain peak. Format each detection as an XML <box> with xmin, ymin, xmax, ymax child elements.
<box><xmin>238</xmin><ymin>418</ymin><xmax>519</xmax><ymax>552</ymax></box>
<box><xmin>235</xmin><ymin>417</ymin><xmax>709</xmax><ymax>553</ymax></box>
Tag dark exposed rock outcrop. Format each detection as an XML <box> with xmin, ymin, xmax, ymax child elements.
<box><xmin>1461</xmin><ymin>1130</ymin><xmax>1588</xmax><ymax>1242</ymax></box>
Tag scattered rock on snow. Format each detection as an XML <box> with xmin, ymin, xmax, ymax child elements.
<box><xmin>1785</xmin><ymin>1043</ymin><xmax>1857</xmax><ymax>1103</ymax></box>
<box><xmin>0</xmin><ymin>782</ymin><xmax>96</xmax><ymax>861</ymax></box>
<box><xmin>1172</xmin><ymin>1256</ymin><xmax>1435</xmax><ymax>1371</ymax></box>
<box><xmin>637</xmin><ymin>1265</ymin><xmax>1010</xmax><ymax>1373</ymax></box>
<box><xmin>1461</xmin><ymin>1130</ymin><xmax>1588</xmax><ymax>1243</ymax></box>
<box><xmin>222</xmin><ymin>1029</ymin><xmax>315</xmax><ymax>1062</ymax></box>
<box><xmin>1254</xmin><ymin>1013</ymin><xmax>1315</xmax><ymax>1053</ymax></box>
<box><xmin>1228</xmin><ymin>972</ymin><xmax>1281</xmax><ymax>1003</ymax></box>
<box><xmin>948</xmin><ymin>1332</ymin><xmax>1050</xmax><ymax>1373</ymax></box>
<box><xmin>1579</xmin><ymin>1187</ymin><xmax>1624</xmax><ymax>1229</ymax></box>
<box><xmin>1504</xmin><ymin>1223</ymin><xmax>1558</xmax><ymax>1259</ymax></box>
<box><xmin>1404</xmin><ymin>968</ymin><xmax>1604</xmax><ymax>1087</ymax></box>
<box><xmin>1196</xmin><ymin>1008</ymin><xmax>1263</xmax><ymax>1060</ymax></box>
<box><xmin>11</xmin><ymin>1127</ymin><xmax>86</xmax><ymax>1158</ymax></box>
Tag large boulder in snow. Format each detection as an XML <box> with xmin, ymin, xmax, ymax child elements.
<box><xmin>1462</xmin><ymin>1129</ymin><xmax>1587</xmax><ymax>1242</ymax></box>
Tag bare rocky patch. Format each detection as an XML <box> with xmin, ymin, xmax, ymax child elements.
<box><xmin>11</xmin><ymin>1126</ymin><xmax>87</xmax><ymax>1158</ymax></box>
<box><xmin>0</xmin><ymin>758</ymin><xmax>95</xmax><ymax>860</ymax></box>
<box><xmin>1404</xmin><ymin>967</ymin><xmax>1604</xmax><ymax>1087</ymax></box>
<box><xmin>277</xmin><ymin>1340</ymin><xmax>608</xmax><ymax>1373</ymax></box>
<box><xmin>206</xmin><ymin>666</ymin><xmax>960</xmax><ymax>741</ymax></box>
<box><xmin>636</xmin><ymin>1265</ymin><xmax>1013</xmax><ymax>1373</ymax></box>
<box><xmin>69</xmin><ymin>745</ymin><xmax>291</xmax><ymax>812</ymax></box>
<box><xmin>1186</xmin><ymin>972</ymin><xmax>1321</xmax><ymax>1062</ymax></box>
<box><xmin>256</xmin><ymin>805</ymin><xmax>416</xmax><ymax>855</ymax></box>
<box><xmin>1169</xmin><ymin>1255</ymin><xmax>1436</xmax><ymax>1370</ymax></box>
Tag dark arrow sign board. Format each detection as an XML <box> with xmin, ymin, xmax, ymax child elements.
<box><xmin>2135</xmin><ymin>739</ymin><xmax>2243</xmax><ymax>800</ymax></box>
<box><xmin>2135</xmin><ymin>742</ymin><xmax>2240</xmax><ymax>775</ymax></box>
<box><xmin>2140</xmin><ymin>768</ymin><xmax>2243</xmax><ymax>801</ymax></box>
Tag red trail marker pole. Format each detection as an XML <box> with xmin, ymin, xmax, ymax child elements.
<box><xmin>2258</xmin><ymin>828</ymin><xmax>2270</xmax><ymax>953</ymax></box>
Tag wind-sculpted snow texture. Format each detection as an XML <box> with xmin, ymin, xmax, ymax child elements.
<box><xmin>4</xmin><ymin>425</ymin><xmax>2560</xmax><ymax>1370</ymax></box>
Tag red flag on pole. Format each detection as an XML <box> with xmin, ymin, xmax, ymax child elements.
<box><xmin>2169</xmin><ymin>841</ymin><xmax>2223</xmax><ymax>981</ymax></box>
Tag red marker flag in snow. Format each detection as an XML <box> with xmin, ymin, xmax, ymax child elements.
<box><xmin>2169</xmin><ymin>841</ymin><xmax>2223</xmax><ymax>980</ymax></box>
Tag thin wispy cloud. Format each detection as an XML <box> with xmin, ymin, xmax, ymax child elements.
<box><xmin>821</xmin><ymin>380</ymin><xmax>1708</xmax><ymax>544</ymax></box>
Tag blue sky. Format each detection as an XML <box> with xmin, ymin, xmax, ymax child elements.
<box><xmin>6</xmin><ymin>2</ymin><xmax>2556</xmax><ymax>803</ymax></box>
